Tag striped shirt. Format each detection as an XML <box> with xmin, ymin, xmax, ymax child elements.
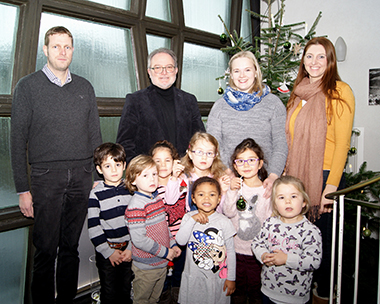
<box><xmin>88</xmin><ymin>181</ymin><xmax>132</xmax><ymax>259</ymax></box>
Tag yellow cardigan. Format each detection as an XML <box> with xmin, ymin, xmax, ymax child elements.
<box><xmin>289</xmin><ymin>81</ymin><xmax>355</xmax><ymax>187</ymax></box>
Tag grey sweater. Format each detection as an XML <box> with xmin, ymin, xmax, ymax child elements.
<box><xmin>207</xmin><ymin>93</ymin><xmax>287</xmax><ymax>177</ymax></box>
<box><xmin>11</xmin><ymin>70</ymin><xmax>102</xmax><ymax>192</ymax></box>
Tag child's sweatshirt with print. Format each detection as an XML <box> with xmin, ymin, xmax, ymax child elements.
<box><xmin>251</xmin><ymin>216</ymin><xmax>322</xmax><ymax>304</ymax></box>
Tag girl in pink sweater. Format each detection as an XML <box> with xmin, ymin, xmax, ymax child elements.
<box><xmin>223</xmin><ymin>138</ymin><xmax>272</xmax><ymax>303</ymax></box>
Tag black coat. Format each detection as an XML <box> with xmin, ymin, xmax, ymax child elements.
<box><xmin>116</xmin><ymin>85</ymin><xmax>205</xmax><ymax>163</ymax></box>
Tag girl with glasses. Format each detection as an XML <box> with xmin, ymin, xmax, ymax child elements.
<box><xmin>166</xmin><ymin>132</ymin><xmax>230</xmax><ymax>213</ymax></box>
<box><xmin>223</xmin><ymin>138</ymin><xmax>272</xmax><ymax>304</ymax></box>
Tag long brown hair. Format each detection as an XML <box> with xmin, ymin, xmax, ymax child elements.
<box><xmin>287</xmin><ymin>37</ymin><xmax>350</xmax><ymax>122</ymax></box>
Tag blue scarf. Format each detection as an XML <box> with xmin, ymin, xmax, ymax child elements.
<box><xmin>223</xmin><ymin>85</ymin><xmax>270</xmax><ymax>111</ymax></box>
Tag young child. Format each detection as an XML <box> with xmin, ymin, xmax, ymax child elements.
<box><xmin>176</xmin><ymin>176</ymin><xmax>236</xmax><ymax>304</ymax></box>
<box><xmin>251</xmin><ymin>176</ymin><xmax>322</xmax><ymax>304</ymax></box>
<box><xmin>124</xmin><ymin>154</ymin><xmax>181</xmax><ymax>303</ymax></box>
<box><xmin>88</xmin><ymin>142</ymin><xmax>133</xmax><ymax>304</ymax></box>
<box><xmin>223</xmin><ymin>138</ymin><xmax>272</xmax><ymax>303</ymax></box>
<box><xmin>150</xmin><ymin>140</ymin><xmax>187</xmax><ymax>302</ymax></box>
<box><xmin>173</xmin><ymin>132</ymin><xmax>230</xmax><ymax>213</ymax></box>
<box><xmin>150</xmin><ymin>140</ymin><xmax>186</xmax><ymax>236</ymax></box>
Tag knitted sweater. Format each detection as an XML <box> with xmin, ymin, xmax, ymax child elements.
<box><xmin>125</xmin><ymin>191</ymin><xmax>176</xmax><ymax>270</ymax></box>
<box><xmin>88</xmin><ymin>181</ymin><xmax>132</xmax><ymax>259</ymax></box>
<box><xmin>207</xmin><ymin>93</ymin><xmax>287</xmax><ymax>176</ymax></box>
<box><xmin>11</xmin><ymin>70</ymin><xmax>102</xmax><ymax>192</ymax></box>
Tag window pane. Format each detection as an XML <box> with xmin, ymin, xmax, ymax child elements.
<box><xmin>36</xmin><ymin>13</ymin><xmax>137</xmax><ymax>97</ymax></box>
<box><xmin>146</xmin><ymin>0</ymin><xmax>171</xmax><ymax>22</ymax></box>
<box><xmin>181</xmin><ymin>43</ymin><xmax>228</xmax><ymax>102</ymax></box>
<box><xmin>100</xmin><ymin>117</ymin><xmax>121</xmax><ymax>143</ymax></box>
<box><xmin>84</xmin><ymin>0</ymin><xmax>130</xmax><ymax>10</ymax></box>
<box><xmin>0</xmin><ymin>3</ymin><xmax>19</xmax><ymax>94</ymax></box>
<box><xmin>0</xmin><ymin>118</ymin><xmax>18</xmax><ymax>209</ymax></box>
<box><xmin>183</xmin><ymin>0</ymin><xmax>231</xmax><ymax>34</ymax></box>
<box><xmin>146</xmin><ymin>34</ymin><xmax>171</xmax><ymax>57</ymax></box>
<box><xmin>0</xmin><ymin>228</ymin><xmax>28</xmax><ymax>304</ymax></box>
<box><xmin>241</xmin><ymin>0</ymin><xmax>253</xmax><ymax>43</ymax></box>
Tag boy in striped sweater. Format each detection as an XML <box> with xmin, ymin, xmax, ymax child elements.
<box><xmin>88</xmin><ymin>143</ymin><xmax>133</xmax><ymax>304</ymax></box>
<box><xmin>125</xmin><ymin>155</ymin><xmax>181</xmax><ymax>304</ymax></box>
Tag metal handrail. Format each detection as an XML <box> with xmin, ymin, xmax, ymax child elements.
<box><xmin>324</xmin><ymin>174</ymin><xmax>380</xmax><ymax>304</ymax></box>
<box><xmin>325</xmin><ymin>174</ymin><xmax>380</xmax><ymax>201</ymax></box>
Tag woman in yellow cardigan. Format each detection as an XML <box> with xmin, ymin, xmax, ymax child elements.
<box><xmin>285</xmin><ymin>37</ymin><xmax>355</xmax><ymax>302</ymax></box>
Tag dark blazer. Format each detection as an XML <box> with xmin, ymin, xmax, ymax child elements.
<box><xmin>116</xmin><ymin>85</ymin><xmax>205</xmax><ymax>163</ymax></box>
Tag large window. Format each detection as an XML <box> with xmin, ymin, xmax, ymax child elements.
<box><xmin>182</xmin><ymin>43</ymin><xmax>228</xmax><ymax>102</ymax></box>
<box><xmin>146</xmin><ymin>34</ymin><xmax>171</xmax><ymax>57</ymax></box>
<box><xmin>146</xmin><ymin>0</ymin><xmax>171</xmax><ymax>22</ymax></box>
<box><xmin>0</xmin><ymin>228</ymin><xmax>28</xmax><ymax>304</ymax></box>
<box><xmin>0</xmin><ymin>3</ymin><xmax>18</xmax><ymax>94</ymax></box>
<box><xmin>0</xmin><ymin>117</ymin><xmax>17</xmax><ymax>209</ymax></box>
<box><xmin>183</xmin><ymin>0</ymin><xmax>232</xmax><ymax>34</ymax></box>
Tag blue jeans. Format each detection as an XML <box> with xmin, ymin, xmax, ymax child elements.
<box><xmin>95</xmin><ymin>250</ymin><xmax>133</xmax><ymax>304</ymax></box>
<box><xmin>30</xmin><ymin>163</ymin><xmax>93</xmax><ymax>304</ymax></box>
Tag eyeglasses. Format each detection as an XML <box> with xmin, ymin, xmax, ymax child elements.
<box><xmin>150</xmin><ymin>65</ymin><xmax>176</xmax><ymax>74</ymax></box>
<box><xmin>191</xmin><ymin>150</ymin><xmax>216</xmax><ymax>158</ymax></box>
<box><xmin>234</xmin><ymin>158</ymin><xmax>260</xmax><ymax>166</ymax></box>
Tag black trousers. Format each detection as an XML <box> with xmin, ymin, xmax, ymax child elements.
<box><xmin>30</xmin><ymin>164</ymin><xmax>93</xmax><ymax>304</ymax></box>
<box><xmin>95</xmin><ymin>250</ymin><xmax>133</xmax><ymax>304</ymax></box>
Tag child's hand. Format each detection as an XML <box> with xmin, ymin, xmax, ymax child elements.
<box><xmin>172</xmin><ymin>245</ymin><xmax>182</xmax><ymax>258</ymax></box>
<box><xmin>192</xmin><ymin>212</ymin><xmax>208</xmax><ymax>224</ymax></box>
<box><xmin>109</xmin><ymin>249</ymin><xmax>124</xmax><ymax>267</ymax></box>
<box><xmin>262</xmin><ymin>250</ymin><xmax>287</xmax><ymax>266</ymax></box>
<box><xmin>223</xmin><ymin>280</ymin><xmax>236</xmax><ymax>296</ymax></box>
<box><xmin>271</xmin><ymin>249</ymin><xmax>287</xmax><ymax>265</ymax></box>
<box><xmin>219</xmin><ymin>174</ymin><xmax>231</xmax><ymax>194</ymax></box>
<box><xmin>230</xmin><ymin>177</ymin><xmax>241</xmax><ymax>191</ymax></box>
<box><xmin>166</xmin><ymin>248</ymin><xmax>176</xmax><ymax>261</ymax></box>
<box><xmin>172</xmin><ymin>160</ymin><xmax>184</xmax><ymax>179</ymax></box>
<box><xmin>121</xmin><ymin>249</ymin><xmax>132</xmax><ymax>262</ymax></box>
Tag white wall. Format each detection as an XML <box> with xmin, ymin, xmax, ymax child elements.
<box><xmin>264</xmin><ymin>0</ymin><xmax>380</xmax><ymax>172</ymax></box>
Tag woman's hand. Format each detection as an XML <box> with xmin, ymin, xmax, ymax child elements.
<box><xmin>262</xmin><ymin>173</ymin><xmax>278</xmax><ymax>198</ymax></box>
<box><xmin>320</xmin><ymin>184</ymin><xmax>337</xmax><ymax>214</ymax></box>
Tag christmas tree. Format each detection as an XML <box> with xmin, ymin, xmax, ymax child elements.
<box><xmin>217</xmin><ymin>0</ymin><xmax>322</xmax><ymax>105</ymax></box>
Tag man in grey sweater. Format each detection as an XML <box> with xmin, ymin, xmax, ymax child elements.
<box><xmin>11</xmin><ymin>26</ymin><xmax>102</xmax><ymax>304</ymax></box>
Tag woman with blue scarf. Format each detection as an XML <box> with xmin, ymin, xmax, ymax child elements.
<box><xmin>207</xmin><ymin>51</ymin><xmax>287</xmax><ymax>199</ymax></box>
